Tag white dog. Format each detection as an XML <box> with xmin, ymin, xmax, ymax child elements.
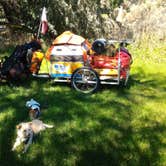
<box><xmin>12</xmin><ymin>119</ymin><xmax>53</xmax><ymax>153</ymax></box>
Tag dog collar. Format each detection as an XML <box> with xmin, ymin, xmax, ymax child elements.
<box><xmin>24</xmin><ymin>132</ymin><xmax>33</xmax><ymax>144</ymax></box>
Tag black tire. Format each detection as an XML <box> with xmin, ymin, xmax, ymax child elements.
<box><xmin>71</xmin><ymin>67</ymin><xmax>100</xmax><ymax>93</ymax></box>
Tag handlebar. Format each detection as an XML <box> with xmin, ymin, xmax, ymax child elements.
<box><xmin>107</xmin><ymin>39</ymin><xmax>133</xmax><ymax>45</ymax></box>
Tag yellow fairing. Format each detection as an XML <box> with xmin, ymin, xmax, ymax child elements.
<box><xmin>94</xmin><ymin>68</ymin><xmax>118</xmax><ymax>76</ymax></box>
<box><xmin>38</xmin><ymin>57</ymin><xmax>50</xmax><ymax>74</ymax></box>
<box><xmin>30</xmin><ymin>51</ymin><xmax>44</xmax><ymax>74</ymax></box>
<box><xmin>50</xmin><ymin>61</ymin><xmax>83</xmax><ymax>77</ymax></box>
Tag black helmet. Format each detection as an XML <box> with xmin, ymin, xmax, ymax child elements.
<box><xmin>92</xmin><ymin>39</ymin><xmax>107</xmax><ymax>54</ymax></box>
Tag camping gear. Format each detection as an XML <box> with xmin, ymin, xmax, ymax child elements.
<box><xmin>0</xmin><ymin>41</ymin><xmax>42</xmax><ymax>79</ymax></box>
<box><xmin>37</xmin><ymin>31</ymin><xmax>91</xmax><ymax>79</ymax></box>
<box><xmin>0</xmin><ymin>31</ymin><xmax>133</xmax><ymax>93</ymax></box>
<box><xmin>36</xmin><ymin>31</ymin><xmax>132</xmax><ymax>93</ymax></box>
<box><xmin>71</xmin><ymin>39</ymin><xmax>132</xmax><ymax>93</ymax></box>
<box><xmin>29</xmin><ymin>51</ymin><xmax>44</xmax><ymax>74</ymax></box>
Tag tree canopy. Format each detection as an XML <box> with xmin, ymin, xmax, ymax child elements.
<box><xmin>0</xmin><ymin>0</ymin><xmax>124</xmax><ymax>42</ymax></box>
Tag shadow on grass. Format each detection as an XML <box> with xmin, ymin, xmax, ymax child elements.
<box><xmin>0</xmin><ymin>69</ymin><xmax>166</xmax><ymax>166</ymax></box>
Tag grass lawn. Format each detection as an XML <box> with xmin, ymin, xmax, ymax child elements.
<box><xmin>0</xmin><ymin>45</ymin><xmax>166</xmax><ymax>166</ymax></box>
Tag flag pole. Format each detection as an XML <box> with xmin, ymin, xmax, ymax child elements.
<box><xmin>37</xmin><ymin>20</ymin><xmax>42</xmax><ymax>40</ymax></box>
<box><xmin>37</xmin><ymin>7</ymin><xmax>44</xmax><ymax>40</ymax></box>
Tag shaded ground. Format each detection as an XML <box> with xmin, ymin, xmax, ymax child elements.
<box><xmin>0</xmin><ymin>58</ymin><xmax>166</xmax><ymax>166</ymax></box>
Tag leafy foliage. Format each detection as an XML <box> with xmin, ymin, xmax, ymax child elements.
<box><xmin>0</xmin><ymin>0</ymin><xmax>124</xmax><ymax>40</ymax></box>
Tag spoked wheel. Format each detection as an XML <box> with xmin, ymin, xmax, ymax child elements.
<box><xmin>71</xmin><ymin>67</ymin><xmax>100</xmax><ymax>93</ymax></box>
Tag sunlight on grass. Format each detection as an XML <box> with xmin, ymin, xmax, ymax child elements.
<box><xmin>0</xmin><ymin>41</ymin><xmax>166</xmax><ymax>165</ymax></box>
<box><xmin>0</xmin><ymin>108</ymin><xmax>13</xmax><ymax>119</ymax></box>
<box><xmin>0</xmin><ymin>109</ymin><xmax>14</xmax><ymax>126</ymax></box>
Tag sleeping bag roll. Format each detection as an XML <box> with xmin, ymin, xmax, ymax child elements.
<box><xmin>30</xmin><ymin>51</ymin><xmax>44</xmax><ymax>74</ymax></box>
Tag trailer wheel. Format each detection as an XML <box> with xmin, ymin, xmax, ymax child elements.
<box><xmin>71</xmin><ymin>67</ymin><xmax>100</xmax><ymax>93</ymax></box>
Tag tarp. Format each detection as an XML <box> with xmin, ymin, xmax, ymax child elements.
<box><xmin>52</xmin><ymin>31</ymin><xmax>85</xmax><ymax>45</ymax></box>
<box><xmin>45</xmin><ymin>31</ymin><xmax>91</xmax><ymax>60</ymax></box>
<box><xmin>39</xmin><ymin>31</ymin><xmax>91</xmax><ymax>76</ymax></box>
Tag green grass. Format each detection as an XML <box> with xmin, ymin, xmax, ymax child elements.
<box><xmin>0</xmin><ymin>44</ymin><xmax>166</xmax><ymax>166</ymax></box>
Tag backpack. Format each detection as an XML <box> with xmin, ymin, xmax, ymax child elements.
<box><xmin>1</xmin><ymin>41</ymin><xmax>41</xmax><ymax>78</ymax></box>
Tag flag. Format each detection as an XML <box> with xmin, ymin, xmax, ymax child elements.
<box><xmin>41</xmin><ymin>7</ymin><xmax>48</xmax><ymax>35</ymax></box>
<box><xmin>116</xmin><ymin>6</ymin><xmax>124</xmax><ymax>23</ymax></box>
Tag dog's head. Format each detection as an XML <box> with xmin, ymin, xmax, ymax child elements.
<box><xmin>26</xmin><ymin>99</ymin><xmax>41</xmax><ymax>119</ymax></box>
<box><xmin>29</xmin><ymin>108</ymin><xmax>40</xmax><ymax>120</ymax></box>
<box><xmin>26</xmin><ymin>99</ymin><xmax>40</xmax><ymax>111</ymax></box>
<box><xmin>16</xmin><ymin>123</ymin><xmax>33</xmax><ymax>139</ymax></box>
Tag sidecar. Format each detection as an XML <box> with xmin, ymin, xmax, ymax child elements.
<box><xmin>37</xmin><ymin>31</ymin><xmax>133</xmax><ymax>93</ymax></box>
<box><xmin>37</xmin><ymin>31</ymin><xmax>91</xmax><ymax>82</ymax></box>
<box><xmin>71</xmin><ymin>39</ymin><xmax>133</xmax><ymax>93</ymax></box>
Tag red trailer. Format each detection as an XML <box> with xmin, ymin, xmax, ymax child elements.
<box><xmin>71</xmin><ymin>39</ymin><xmax>133</xmax><ymax>93</ymax></box>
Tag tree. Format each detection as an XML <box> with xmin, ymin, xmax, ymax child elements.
<box><xmin>0</xmin><ymin>0</ymin><xmax>124</xmax><ymax>41</ymax></box>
